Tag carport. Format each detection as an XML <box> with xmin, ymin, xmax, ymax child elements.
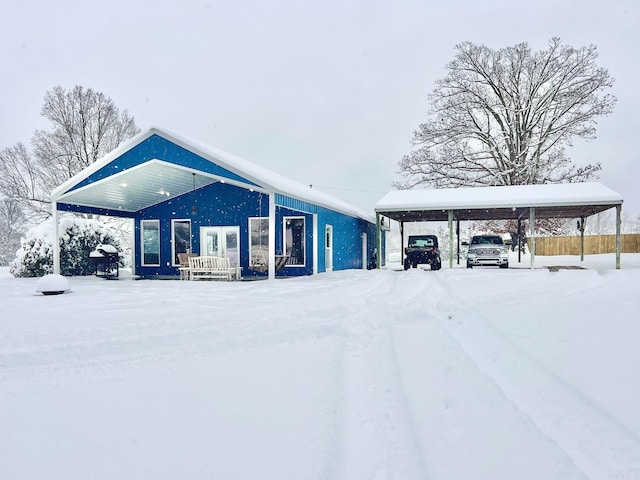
<box><xmin>374</xmin><ymin>182</ymin><xmax>624</xmax><ymax>269</ymax></box>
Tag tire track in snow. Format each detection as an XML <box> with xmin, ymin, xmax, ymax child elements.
<box><xmin>430</xmin><ymin>270</ymin><xmax>640</xmax><ymax>479</ymax></box>
<box><xmin>329</xmin><ymin>269</ymin><xmax>432</xmax><ymax>480</ymax></box>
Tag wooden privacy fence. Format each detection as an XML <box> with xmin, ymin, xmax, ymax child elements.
<box><xmin>531</xmin><ymin>234</ymin><xmax>640</xmax><ymax>256</ymax></box>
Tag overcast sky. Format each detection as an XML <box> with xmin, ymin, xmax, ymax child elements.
<box><xmin>2</xmin><ymin>0</ymin><xmax>639</xmax><ymax>216</ymax></box>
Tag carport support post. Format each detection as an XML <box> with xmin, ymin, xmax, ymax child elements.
<box><xmin>517</xmin><ymin>218</ymin><xmax>522</xmax><ymax>263</ymax></box>
<box><xmin>578</xmin><ymin>216</ymin><xmax>585</xmax><ymax>262</ymax></box>
<box><xmin>52</xmin><ymin>202</ymin><xmax>60</xmax><ymax>275</ymax></box>
<box><xmin>529</xmin><ymin>207</ymin><xmax>536</xmax><ymax>269</ymax></box>
<box><xmin>400</xmin><ymin>222</ymin><xmax>405</xmax><ymax>266</ymax></box>
<box><xmin>616</xmin><ymin>204</ymin><xmax>622</xmax><ymax>269</ymax></box>
<box><xmin>448</xmin><ymin>210</ymin><xmax>454</xmax><ymax>269</ymax></box>
<box><xmin>375</xmin><ymin>213</ymin><xmax>380</xmax><ymax>269</ymax></box>
<box><xmin>456</xmin><ymin>219</ymin><xmax>460</xmax><ymax>265</ymax></box>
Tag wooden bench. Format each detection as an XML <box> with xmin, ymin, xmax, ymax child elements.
<box><xmin>189</xmin><ymin>255</ymin><xmax>239</xmax><ymax>281</ymax></box>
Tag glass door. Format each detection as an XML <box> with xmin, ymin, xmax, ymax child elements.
<box><xmin>325</xmin><ymin>224</ymin><xmax>333</xmax><ymax>271</ymax></box>
<box><xmin>200</xmin><ymin>226</ymin><xmax>240</xmax><ymax>269</ymax></box>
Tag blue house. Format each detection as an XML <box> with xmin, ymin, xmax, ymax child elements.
<box><xmin>50</xmin><ymin>127</ymin><xmax>383</xmax><ymax>279</ymax></box>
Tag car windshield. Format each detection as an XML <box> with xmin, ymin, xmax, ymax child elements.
<box><xmin>409</xmin><ymin>236</ymin><xmax>436</xmax><ymax>247</ymax></box>
<box><xmin>471</xmin><ymin>236</ymin><xmax>504</xmax><ymax>245</ymax></box>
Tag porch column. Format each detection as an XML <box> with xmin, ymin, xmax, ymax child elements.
<box><xmin>616</xmin><ymin>204</ymin><xmax>622</xmax><ymax>270</ymax></box>
<box><xmin>312</xmin><ymin>214</ymin><xmax>318</xmax><ymax>275</ymax></box>
<box><xmin>268</xmin><ymin>192</ymin><xmax>276</xmax><ymax>280</ymax></box>
<box><xmin>52</xmin><ymin>202</ymin><xmax>60</xmax><ymax>275</ymax></box>
<box><xmin>529</xmin><ymin>207</ymin><xmax>536</xmax><ymax>269</ymax></box>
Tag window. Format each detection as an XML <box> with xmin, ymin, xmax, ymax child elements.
<box><xmin>172</xmin><ymin>219</ymin><xmax>192</xmax><ymax>266</ymax></box>
<box><xmin>249</xmin><ymin>217</ymin><xmax>269</xmax><ymax>269</ymax></box>
<box><xmin>284</xmin><ymin>216</ymin><xmax>305</xmax><ymax>266</ymax></box>
<box><xmin>141</xmin><ymin>220</ymin><xmax>160</xmax><ymax>266</ymax></box>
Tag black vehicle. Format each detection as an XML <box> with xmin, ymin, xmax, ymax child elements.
<box><xmin>403</xmin><ymin>235</ymin><xmax>442</xmax><ymax>270</ymax></box>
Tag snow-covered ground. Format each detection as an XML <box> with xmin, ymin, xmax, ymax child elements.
<box><xmin>2</xmin><ymin>253</ymin><xmax>640</xmax><ymax>480</ymax></box>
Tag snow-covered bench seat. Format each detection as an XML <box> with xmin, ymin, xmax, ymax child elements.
<box><xmin>188</xmin><ymin>255</ymin><xmax>239</xmax><ymax>281</ymax></box>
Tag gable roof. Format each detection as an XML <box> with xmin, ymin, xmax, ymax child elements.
<box><xmin>375</xmin><ymin>182</ymin><xmax>623</xmax><ymax>222</ymax></box>
<box><xmin>51</xmin><ymin>127</ymin><xmax>374</xmax><ymax>222</ymax></box>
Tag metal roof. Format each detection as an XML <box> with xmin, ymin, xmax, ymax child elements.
<box><xmin>51</xmin><ymin>127</ymin><xmax>375</xmax><ymax>222</ymax></box>
<box><xmin>375</xmin><ymin>183</ymin><xmax>623</xmax><ymax>223</ymax></box>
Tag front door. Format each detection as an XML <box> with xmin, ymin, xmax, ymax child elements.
<box><xmin>325</xmin><ymin>225</ymin><xmax>333</xmax><ymax>272</ymax></box>
<box><xmin>361</xmin><ymin>232</ymin><xmax>367</xmax><ymax>270</ymax></box>
<box><xmin>200</xmin><ymin>226</ymin><xmax>240</xmax><ymax>269</ymax></box>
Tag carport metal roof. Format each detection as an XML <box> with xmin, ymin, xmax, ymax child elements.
<box><xmin>375</xmin><ymin>182</ymin><xmax>623</xmax><ymax>223</ymax></box>
<box><xmin>374</xmin><ymin>182</ymin><xmax>624</xmax><ymax>269</ymax></box>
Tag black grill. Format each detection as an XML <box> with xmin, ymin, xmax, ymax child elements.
<box><xmin>89</xmin><ymin>244</ymin><xmax>119</xmax><ymax>279</ymax></box>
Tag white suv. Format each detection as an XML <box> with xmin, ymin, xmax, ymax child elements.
<box><xmin>466</xmin><ymin>235</ymin><xmax>509</xmax><ymax>269</ymax></box>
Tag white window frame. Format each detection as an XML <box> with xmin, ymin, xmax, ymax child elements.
<box><xmin>284</xmin><ymin>216</ymin><xmax>305</xmax><ymax>267</ymax></box>
<box><xmin>249</xmin><ymin>217</ymin><xmax>269</xmax><ymax>269</ymax></box>
<box><xmin>171</xmin><ymin>218</ymin><xmax>192</xmax><ymax>267</ymax></box>
<box><xmin>141</xmin><ymin>219</ymin><xmax>160</xmax><ymax>266</ymax></box>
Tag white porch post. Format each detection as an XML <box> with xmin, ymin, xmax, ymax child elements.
<box><xmin>52</xmin><ymin>202</ymin><xmax>60</xmax><ymax>275</ymax></box>
<box><xmin>312</xmin><ymin>214</ymin><xmax>318</xmax><ymax>275</ymax></box>
<box><xmin>268</xmin><ymin>192</ymin><xmax>276</xmax><ymax>280</ymax></box>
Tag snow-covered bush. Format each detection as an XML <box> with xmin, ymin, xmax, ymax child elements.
<box><xmin>10</xmin><ymin>217</ymin><xmax>121</xmax><ymax>277</ymax></box>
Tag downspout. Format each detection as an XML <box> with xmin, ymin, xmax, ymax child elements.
<box><xmin>52</xmin><ymin>201</ymin><xmax>60</xmax><ymax>275</ymax></box>
<box><xmin>268</xmin><ymin>191</ymin><xmax>276</xmax><ymax>280</ymax></box>
<box><xmin>616</xmin><ymin>204</ymin><xmax>622</xmax><ymax>270</ymax></box>
<box><xmin>529</xmin><ymin>207</ymin><xmax>536</xmax><ymax>269</ymax></box>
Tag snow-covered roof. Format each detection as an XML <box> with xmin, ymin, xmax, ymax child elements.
<box><xmin>52</xmin><ymin>127</ymin><xmax>374</xmax><ymax>223</ymax></box>
<box><xmin>375</xmin><ymin>183</ymin><xmax>623</xmax><ymax>222</ymax></box>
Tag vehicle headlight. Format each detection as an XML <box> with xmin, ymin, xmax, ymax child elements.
<box><xmin>500</xmin><ymin>249</ymin><xmax>509</xmax><ymax>257</ymax></box>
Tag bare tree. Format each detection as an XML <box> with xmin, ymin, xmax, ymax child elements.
<box><xmin>396</xmin><ymin>38</ymin><xmax>616</xmax><ymax>189</ymax></box>
<box><xmin>0</xmin><ymin>197</ymin><xmax>26</xmax><ymax>265</ymax></box>
<box><xmin>0</xmin><ymin>85</ymin><xmax>140</xmax><ymax>220</ymax></box>
<box><xmin>0</xmin><ymin>144</ymin><xmax>49</xmax><ymax>220</ymax></box>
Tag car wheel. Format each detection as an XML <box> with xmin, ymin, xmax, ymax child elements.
<box><xmin>412</xmin><ymin>263</ymin><xmax>418</xmax><ymax>269</ymax></box>
<box><xmin>404</xmin><ymin>259</ymin><xmax>410</xmax><ymax>271</ymax></box>
<box><xmin>500</xmin><ymin>263</ymin><xmax>509</xmax><ymax>269</ymax></box>
<box><xmin>432</xmin><ymin>262</ymin><xmax>441</xmax><ymax>271</ymax></box>
<box><xmin>467</xmin><ymin>261</ymin><xmax>473</xmax><ymax>269</ymax></box>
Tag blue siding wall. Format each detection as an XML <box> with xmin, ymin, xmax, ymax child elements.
<box><xmin>133</xmin><ymin>187</ymin><xmax>377</xmax><ymax>278</ymax></box>
<box><xmin>135</xmin><ymin>182</ymin><xmax>266</xmax><ymax>277</ymax></box>
<box><xmin>276</xmin><ymin>194</ymin><xmax>378</xmax><ymax>273</ymax></box>
<box><xmin>57</xmin><ymin>135</ymin><xmax>379</xmax><ymax>278</ymax></box>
